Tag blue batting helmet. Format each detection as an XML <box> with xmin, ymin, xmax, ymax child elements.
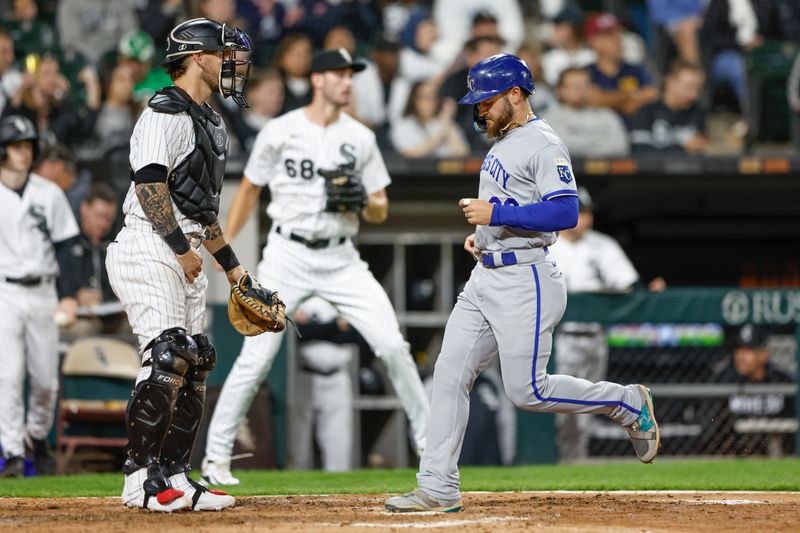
<box><xmin>458</xmin><ymin>53</ymin><xmax>535</xmax><ymax>105</ymax></box>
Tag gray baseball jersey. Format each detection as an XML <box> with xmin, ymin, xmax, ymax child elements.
<box><xmin>475</xmin><ymin>118</ymin><xmax>578</xmax><ymax>253</ymax></box>
<box><xmin>416</xmin><ymin>118</ymin><xmax>646</xmax><ymax>501</ymax></box>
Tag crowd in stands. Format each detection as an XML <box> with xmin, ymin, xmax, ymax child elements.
<box><xmin>1</xmin><ymin>0</ymin><xmax>799</xmax><ymax>181</ymax></box>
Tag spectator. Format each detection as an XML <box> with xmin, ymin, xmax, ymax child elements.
<box><xmin>516</xmin><ymin>43</ymin><xmax>558</xmax><ymax>117</ymax></box>
<box><xmin>585</xmin><ymin>13</ymin><xmax>658</xmax><ymax>119</ymax></box>
<box><xmin>541</xmin><ymin>3</ymin><xmax>596</xmax><ymax>87</ymax></box>
<box><xmin>439</xmin><ymin>35</ymin><xmax>504</xmax><ymax>149</ymax></box>
<box><xmin>0</xmin><ymin>30</ymin><xmax>23</xmax><ymax>117</ymax></box>
<box><xmin>282</xmin><ymin>0</ymin><xmax>379</xmax><ymax>48</ymax></box>
<box><xmin>789</xmin><ymin>50</ymin><xmax>800</xmax><ymax>148</ymax></box>
<box><xmin>57</xmin><ymin>0</ymin><xmax>139</xmax><ymax>66</ymax></box>
<box><xmin>708</xmin><ymin>324</ymin><xmax>795</xmax><ymax>456</ymax></box>
<box><xmin>291</xmin><ymin>297</ymin><xmax>362</xmax><ymax>472</ymax></box>
<box><xmin>398</xmin><ymin>7</ymin><xmax>447</xmax><ymax>83</ymax></box>
<box><xmin>241</xmin><ymin>69</ymin><xmax>285</xmax><ymax>140</ymax></box>
<box><xmin>235</xmin><ymin>0</ymin><xmax>288</xmax><ymax>66</ymax></box>
<box><xmin>699</xmin><ymin>0</ymin><xmax>760</xmax><ymax>119</ymax></box>
<box><xmin>470</xmin><ymin>11</ymin><xmax>500</xmax><ymax>40</ymax></box>
<box><xmin>274</xmin><ymin>33</ymin><xmax>313</xmax><ymax>114</ymax></box>
<box><xmin>196</xmin><ymin>0</ymin><xmax>246</xmax><ymax>26</ymax></box>
<box><xmin>369</xmin><ymin>36</ymin><xmax>411</xmax><ymax>144</ymax></box>
<box><xmin>390</xmin><ymin>81</ymin><xmax>469</xmax><ymax>158</ymax></box>
<box><xmin>0</xmin><ymin>0</ymin><xmax>57</xmax><ymax>60</ymax></box>
<box><xmin>543</xmin><ymin>67</ymin><xmax>629</xmax><ymax>157</ymax></box>
<box><xmin>85</xmin><ymin>63</ymin><xmax>137</xmax><ymax>159</ymax></box>
<box><xmin>8</xmin><ymin>55</ymin><xmax>102</xmax><ymax>150</ymax></box>
<box><xmin>549</xmin><ymin>187</ymin><xmax>665</xmax><ymax>461</ymax></box>
<box><xmin>630</xmin><ymin>60</ymin><xmax>708</xmax><ymax>155</ymax></box>
<box><xmin>61</xmin><ymin>183</ymin><xmax>126</xmax><ymax>337</ymax></box>
<box><xmin>647</xmin><ymin>0</ymin><xmax>704</xmax><ymax>67</ymax></box>
<box><xmin>430</xmin><ymin>0</ymin><xmax>523</xmax><ymax>66</ymax></box>
<box><xmin>116</xmin><ymin>30</ymin><xmax>171</xmax><ymax>106</ymax></box>
<box><xmin>134</xmin><ymin>0</ymin><xmax>186</xmax><ymax>55</ymax></box>
<box><xmin>33</xmin><ymin>145</ymin><xmax>90</xmax><ymax>219</ymax></box>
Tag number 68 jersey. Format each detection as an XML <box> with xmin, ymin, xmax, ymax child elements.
<box><xmin>244</xmin><ymin>108</ymin><xmax>390</xmax><ymax>240</ymax></box>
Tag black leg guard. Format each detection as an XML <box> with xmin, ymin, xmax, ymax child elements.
<box><xmin>161</xmin><ymin>334</ymin><xmax>217</xmax><ymax>475</ymax></box>
<box><xmin>123</xmin><ymin>328</ymin><xmax>198</xmax><ymax>493</ymax></box>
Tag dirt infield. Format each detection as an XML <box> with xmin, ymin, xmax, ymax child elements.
<box><xmin>1</xmin><ymin>491</ymin><xmax>798</xmax><ymax>532</ymax></box>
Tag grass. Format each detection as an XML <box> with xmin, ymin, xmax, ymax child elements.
<box><xmin>1</xmin><ymin>459</ymin><xmax>799</xmax><ymax>498</ymax></box>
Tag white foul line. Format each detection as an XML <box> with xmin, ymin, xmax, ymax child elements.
<box><xmin>320</xmin><ymin>516</ymin><xmax>530</xmax><ymax>529</ymax></box>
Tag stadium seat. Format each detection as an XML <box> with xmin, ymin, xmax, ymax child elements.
<box><xmin>55</xmin><ymin>337</ymin><xmax>141</xmax><ymax>474</ymax></box>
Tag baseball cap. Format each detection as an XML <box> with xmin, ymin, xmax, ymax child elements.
<box><xmin>583</xmin><ymin>13</ymin><xmax>622</xmax><ymax>40</ymax></box>
<box><xmin>552</xmin><ymin>4</ymin><xmax>584</xmax><ymax>28</ymax></box>
<box><xmin>119</xmin><ymin>30</ymin><xmax>155</xmax><ymax>63</ymax></box>
<box><xmin>577</xmin><ymin>186</ymin><xmax>593</xmax><ymax>212</ymax></box>
<box><xmin>731</xmin><ymin>324</ymin><xmax>768</xmax><ymax>348</ymax></box>
<box><xmin>310</xmin><ymin>48</ymin><xmax>366</xmax><ymax>74</ymax></box>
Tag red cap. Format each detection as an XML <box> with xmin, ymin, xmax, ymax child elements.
<box><xmin>583</xmin><ymin>13</ymin><xmax>622</xmax><ymax>40</ymax></box>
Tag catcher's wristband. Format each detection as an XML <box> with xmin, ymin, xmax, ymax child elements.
<box><xmin>213</xmin><ymin>244</ymin><xmax>240</xmax><ymax>272</ymax></box>
<box><xmin>164</xmin><ymin>227</ymin><xmax>191</xmax><ymax>255</ymax></box>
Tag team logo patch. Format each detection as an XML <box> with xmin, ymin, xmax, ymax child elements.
<box><xmin>467</xmin><ymin>76</ymin><xmax>475</xmax><ymax>91</ymax></box>
<box><xmin>555</xmin><ymin>158</ymin><xmax>573</xmax><ymax>183</ymax></box>
<box><xmin>178</xmin><ymin>43</ymin><xmax>187</xmax><ymax>51</ymax></box>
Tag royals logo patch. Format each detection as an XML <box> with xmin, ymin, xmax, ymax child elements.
<box><xmin>555</xmin><ymin>158</ymin><xmax>573</xmax><ymax>183</ymax></box>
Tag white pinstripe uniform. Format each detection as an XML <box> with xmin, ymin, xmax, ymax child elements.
<box><xmin>0</xmin><ymin>174</ymin><xmax>78</xmax><ymax>458</ymax></box>
<box><xmin>205</xmin><ymin>108</ymin><xmax>429</xmax><ymax>464</ymax></box>
<box><xmin>106</xmin><ymin>107</ymin><xmax>212</xmax><ymax>363</ymax></box>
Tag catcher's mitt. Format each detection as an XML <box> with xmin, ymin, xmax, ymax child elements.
<box><xmin>228</xmin><ymin>272</ymin><xmax>287</xmax><ymax>336</ymax></box>
<box><xmin>318</xmin><ymin>164</ymin><xmax>368</xmax><ymax>213</ymax></box>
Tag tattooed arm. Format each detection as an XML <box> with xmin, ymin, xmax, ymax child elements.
<box><xmin>134</xmin><ymin>164</ymin><xmax>203</xmax><ymax>282</ymax></box>
<box><xmin>202</xmin><ymin>219</ymin><xmax>245</xmax><ymax>284</ymax></box>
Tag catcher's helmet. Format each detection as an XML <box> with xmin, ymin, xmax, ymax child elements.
<box><xmin>0</xmin><ymin>115</ymin><xmax>39</xmax><ymax>162</ymax></box>
<box><xmin>161</xmin><ymin>17</ymin><xmax>253</xmax><ymax>108</ymax></box>
<box><xmin>458</xmin><ymin>53</ymin><xmax>535</xmax><ymax>105</ymax></box>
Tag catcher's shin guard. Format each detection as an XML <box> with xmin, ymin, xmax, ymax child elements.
<box><xmin>161</xmin><ymin>334</ymin><xmax>216</xmax><ymax>474</ymax></box>
<box><xmin>124</xmin><ymin>328</ymin><xmax>198</xmax><ymax>471</ymax></box>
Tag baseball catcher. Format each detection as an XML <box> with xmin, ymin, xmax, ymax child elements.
<box><xmin>318</xmin><ymin>164</ymin><xmax>368</xmax><ymax>213</ymax></box>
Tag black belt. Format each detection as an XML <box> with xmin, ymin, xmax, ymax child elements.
<box><xmin>276</xmin><ymin>226</ymin><xmax>347</xmax><ymax>250</ymax></box>
<box><xmin>300</xmin><ymin>363</ymin><xmax>342</xmax><ymax>376</ymax></box>
<box><xmin>4</xmin><ymin>275</ymin><xmax>52</xmax><ymax>287</ymax></box>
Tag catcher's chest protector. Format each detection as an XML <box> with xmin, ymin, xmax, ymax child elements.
<box><xmin>148</xmin><ymin>86</ymin><xmax>228</xmax><ymax>225</ymax></box>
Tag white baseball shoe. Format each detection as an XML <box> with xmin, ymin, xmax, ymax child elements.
<box><xmin>121</xmin><ymin>466</ymin><xmax>192</xmax><ymax>512</ymax></box>
<box><xmin>169</xmin><ymin>472</ymin><xmax>235</xmax><ymax>511</ymax></box>
<box><xmin>201</xmin><ymin>457</ymin><xmax>240</xmax><ymax>486</ymax></box>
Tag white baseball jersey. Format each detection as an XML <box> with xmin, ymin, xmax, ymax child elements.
<box><xmin>0</xmin><ymin>173</ymin><xmax>79</xmax><ymax>278</ymax></box>
<box><xmin>548</xmin><ymin>230</ymin><xmax>639</xmax><ymax>292</ymax></box>
<box><xmin>121</xmin><ymin>107</ymin><xmax>205</xmax><ymax>235</ymax></box>
<box><xmin>205</xmin><ymin>108</ymin><xmax>430</xmax><ymax>466</ymax></box>
<box><xmin>244</xmin><ymin>108</ymin><xmax>390</xmax><ymax>239</ymax></box>
<box><xmin>0</xmin><ymin>173</ymin><xmax>78</xmax><ymax>458</ymax></box>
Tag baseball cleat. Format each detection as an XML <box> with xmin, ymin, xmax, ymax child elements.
<box><xmin>0</xmin><ymin>456</ymin><xmax>25</xmax><ymax>478</ymax></box>
<box><xmin>626</xmin><ymin>384</ymin><xmax>660</xmax><ymax>463</ymax></box>
<box><xmin>201</xmin><ymin>457</ymin><xmax>240</xmax><ymax>486</ymax></box>
<box><xmin>170</xmin><ymin>472</ymin><xmax>235</xmax><ymax>511</ymax></box>
<box><xmin>385</xmin><ymin>488</ymin><xmax>463</xmax><ymax>513</ymax></box>
<box><xmin>121</xmin><ymin>466</ymin><xmax>192</xmax><ymax>512</ymax></box>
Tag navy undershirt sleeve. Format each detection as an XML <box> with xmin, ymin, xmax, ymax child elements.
<box><xmin>490</xmin><ymin>195</ymin><xmax>579</xmax><ymax>231</ymax></box>
<box><xmin>55</xmin><ymin>236</ymin><xmax>80</xmax><ymax>299</ymax></box>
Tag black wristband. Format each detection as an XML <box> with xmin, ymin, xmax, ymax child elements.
<box><xmin>213</xmin><ymin>244</ymin><xmax>240</xmax><ymax>272</ymax></box>
<box><xmin>163</xmin><ymin>227</ymin><xmax>191</xmax><ymax>255</ymax></box>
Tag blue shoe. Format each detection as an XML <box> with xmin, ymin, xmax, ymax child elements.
<box><xmin>626</xmin><ymin>385</ymin><xmax>660</xmax><ymax>463</ymax></box>
<box><xmin>385</xmin><ymin>488</ymin><xmax>463</xmax><ymax>513</ymax></box>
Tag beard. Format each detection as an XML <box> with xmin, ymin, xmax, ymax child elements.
<box><xmin>485</xmin><ymin>97</ymin><xmax>514</xmax><ymax>139</ymax></box>
<box><xmin>201</xmin><ymin>63</ymin><xmax>220</xmax><ymax>94</ymax></box>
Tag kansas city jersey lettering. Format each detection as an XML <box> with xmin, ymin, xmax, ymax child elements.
<box><xmin>481</xmin><ymin>153</ymin><xmax>511</xmax><ymax>189</ymax></box>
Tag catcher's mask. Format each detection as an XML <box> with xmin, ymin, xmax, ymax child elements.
<box><xmin>161</xmin><ymin>18</ymin><xmax>253</xmax><ymax>108</ymax></box>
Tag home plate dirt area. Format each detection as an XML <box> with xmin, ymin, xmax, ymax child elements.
<box><xmin>1</xmin><ymin>491</ymin><xmax>798</xmax><ymax>532</ymax></box>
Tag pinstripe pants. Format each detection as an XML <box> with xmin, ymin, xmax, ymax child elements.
<box><xmin>205</xmin><ymin>231</ymin><xmax>429</xmax><ymax>461</ymax></box>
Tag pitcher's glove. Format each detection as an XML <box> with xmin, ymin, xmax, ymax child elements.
<box><xmin>318</xmin><ymin>164</ymin><xmax>368</xmax><ymax>213</ymax></box>
<box><xmin>228</xmin><ymin>272</ymin><xmax>286</xmax><ymax>336</ymax></box>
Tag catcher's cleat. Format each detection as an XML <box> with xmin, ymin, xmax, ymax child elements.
<box><xmin>201</xmin><ymin>457</ymin><xmax>240</xmax><ymax>486</ymax></box>
<box><xmin>384</xmin><ymin>488</ymin><xmax>463</xmax><ymax>513</ymax></box>
<box><xmin>626</xmin><ymin>385</ymin><xmax>661</xmax><ymax>463</ymax></box>
<box><xmin>170</xmin><ymin>472</ymin><xmax>235</xmax><ymax>511</ymax></box>
<box><xmin>0</xmin><ymin>456</ymin><xmax>25</xmax><ymax>478</ymax></box>
<box><xmin>122</xmin><ymin>466</ymin><xmax>191</xmax><ymax>512</ymax></box>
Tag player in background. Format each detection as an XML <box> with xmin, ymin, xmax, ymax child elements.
<box><xmin>0</xmin><ymin>115</ymin><xmax>79</xmax><ymax>477</ymax></box>
<box><xmin>385</xmin><ymin>54</ymin><xmax>660</xmax><ymax>513</ymax></box>
<box><xmin>106</xmin><ymin>18</ymin><xmax>259</xmax><ymax>512</ymax></box>
<box><xmin>202</xmin><ymin>48</ymin><xmax>429</xmax><ymax>485</ymax></box>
